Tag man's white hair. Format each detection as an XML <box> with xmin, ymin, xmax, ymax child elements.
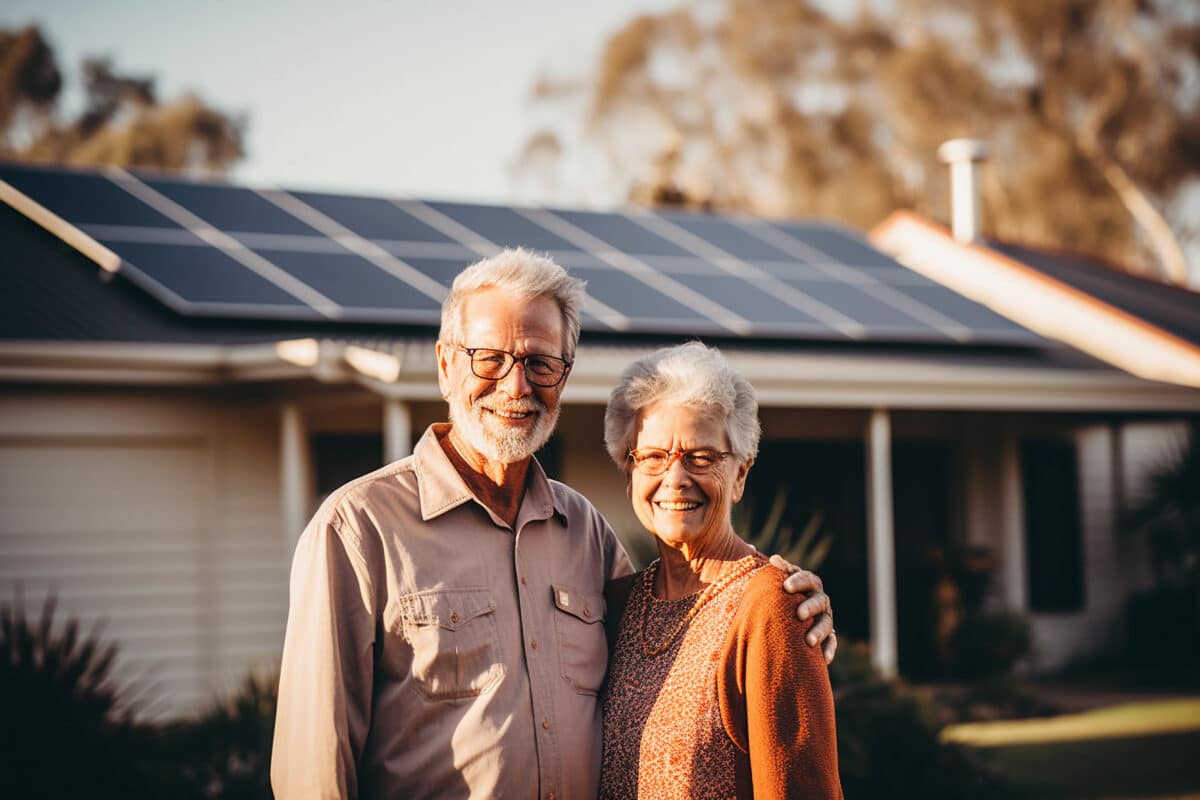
<box><xmin>604</xmin><ymin>341</ymin><xmax>761</xmax><ymax>468</ymax></box>
<box><xmin>439</xmin><ymin>248</ymin><xmax>586</xmax><ymax>359</ymax></box>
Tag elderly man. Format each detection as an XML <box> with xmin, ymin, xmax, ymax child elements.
<box><xmin>271</xmin><ymin>249</ymin><xmax>836</xmax><ymax>799</ymax></box>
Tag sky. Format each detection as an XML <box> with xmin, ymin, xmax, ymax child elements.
<box><xmin>1</xmin><ymin>0</ymin><xmax>680</xmax><ymax>203</ymax></box>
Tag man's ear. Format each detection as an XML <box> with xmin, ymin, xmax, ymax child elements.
<box><xmin>731</xmin><ymin>456</ymin><xmax>754</xmax><ymax>504</ymax></box>
<box><xmin>435</xmin><ymin>340</ymin><xmax>453</xmax><ymax>399</ymax></box>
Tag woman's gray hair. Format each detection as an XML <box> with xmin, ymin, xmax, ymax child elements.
<box><xmin>604</xmin><ymin>341</ymin><xmax>761</xmax><ymax>468</ymax></box>
<box><xmin>439</xmin><ymin>248</ymin><xmax>586</xmax><ymax>359</ymax></box>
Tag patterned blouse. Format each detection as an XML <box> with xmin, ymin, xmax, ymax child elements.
<box><xmin>600</xmin><ymin>556</ymin><xmax>843</xmax><ymax>799</ymax></box>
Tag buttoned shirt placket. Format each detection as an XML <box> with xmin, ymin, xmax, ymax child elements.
<box><xmin>513</xmin><ymin>517</ymin><xmax>562</xmax><ymax>800</ymax></box>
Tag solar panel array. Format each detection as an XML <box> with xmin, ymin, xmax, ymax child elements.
<box><xmin>0</xmin><ymin>162</ymin><xmax>1038</xmax><ymax>345</ymax></box>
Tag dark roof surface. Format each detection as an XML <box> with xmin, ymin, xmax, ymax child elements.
<box><xmin>988</xmin><ymin>241</ymin><xmax>1200</xmax><ymax>349</ymax></box>
<box><xmin>0</xmin><ymin>161</ymin><xmax>1042</xmax><ymax>347</ymax></box>
<box><xmin>0</xmin><ymin>201</ymin><xmax>1125</xmax><ymax>376</ymax></box>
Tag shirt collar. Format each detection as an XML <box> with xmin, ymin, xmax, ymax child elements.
<box><xmin>413</xmin><ymin>423</ymin><xmax>568</xmax><ymax>526</ymax></box>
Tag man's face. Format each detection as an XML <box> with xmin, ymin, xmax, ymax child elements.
<box><xmin>436</xmin><ymin>288</ymin><xmax>569</xmax><ymax>465</ymax></box>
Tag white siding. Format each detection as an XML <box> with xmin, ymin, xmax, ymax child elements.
<box><xmin>1119</xmin><ymin>421</ymin><xmax>1191</xmax><ymax>594</ymax></box>
<box><xmin>0</xmin><ymin>393</ymin><xmax>287</xmax><ymax>720</ymax></box>
<box><xmin>1027</xmin><ymin>426</ymin><xmax>1121</xmax><ymax>670</ymax></box>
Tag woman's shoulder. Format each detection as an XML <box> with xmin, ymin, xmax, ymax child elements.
<box><xmin>742</xmin><ymin>562</ymin><xmax>790</xmax><ymax>604</ymax></box>
<box><xmin>736</xmin><ymin>563</ymin><xmax>817</xmax><ymax>637</ymax></box>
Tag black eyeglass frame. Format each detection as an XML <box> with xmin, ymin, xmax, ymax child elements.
<box><xmin>626</xmin><ymin>447</ymin><xmax>734</xmax><ymax>476</ymax></box>
<box><xmin>455</xmin><ymin>345</ymin><xmax>573</xmax><ymax>387</ymax></box>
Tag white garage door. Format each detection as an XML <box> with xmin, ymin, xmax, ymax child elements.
<box><xmin>0</xmin><ymin>437</ymin><xmax>214</xmax><ymax>719</ymax></box>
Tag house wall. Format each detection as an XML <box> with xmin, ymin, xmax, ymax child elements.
<box><xmin>1025</xmin><ymin>426</ymin><xmax>1120</xmax><ymax>670</ymax></box>
<box><xmin>0</xmin><ymin>390</ymin><xmax>288</xmax><ymax>720</ymax></box>
<box><xmin>10</xmin><ymin>384</ymin><xmax>1174</xmax><ymax>715</ymax></box>
<box><xmin>1119</xmin><ymin>420</ymin><xmax>1191</xmax><ymax>593</ymax></box>
<box><xmin>1020</xmin><ymin>420</ymin><xmax>1189</xmax><ymax>672</ymax></box>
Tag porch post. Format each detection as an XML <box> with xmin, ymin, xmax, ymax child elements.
<box><xmin>280</xmin><ymin>402</ymin><xmax>312</xmax><ymax>560</ymax></box>
<box><xmin>383</xmin><ymin>398</ymin><xmax>413</xmax><ymax>464</ymax></box>
<box><xmin>866</xmin><ymin>407</ymin><xmax>898</xmax><ymax>677</ymax></box>
<box><xmin>998</xmin><ymin>433</ymin><xmax>1028</xmax><ymax>610</ymax></box>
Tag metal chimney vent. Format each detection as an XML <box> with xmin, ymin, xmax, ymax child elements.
<box><xmin>937</xmin><ymin>138</ymin><xmax>988</xmax><ymax>243</ymax></box>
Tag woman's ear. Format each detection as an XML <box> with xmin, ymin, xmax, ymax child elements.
<box><xmin>731</xmin><ymin>456</ymin><xmax>754</xmax><ymax>504</ymax></box>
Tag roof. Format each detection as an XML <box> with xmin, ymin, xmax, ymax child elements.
<box><xmin>871</xmin><ymin>211</ymin><xmax>1200</xmax><ymax>389</ymax></box>
<box><xmin>4</xmin><ymin>163</ymin><xmax>1198</xmax><ymax>411</ymax></box>
<box><xmin>0</xmin><ymin>160</ymin><xmax>1041</xmax><ymax>348</ymax></box>
<box><xmin>986</xmin><ymin>241</ymin><xmax>1200</xmax><ymax>349</ymax></box>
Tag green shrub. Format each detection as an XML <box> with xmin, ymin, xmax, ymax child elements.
<box><xmin>950</xmin><ymin>611</ymin><xmax>1032</xmax><ymax>679</ymax></box>
<box><xmin>0</xmin><ymin>592</ymin><xmax>170</xmax><ymax>798</ymax></box>
<box><xmin>830</xmin><ymin>640</ymin><xmax>1013</xmax><ymax>799</ymax></box>
<box><xmin>162</xmin><ymin>671</ymin><xmax>278</xmax><ymax>799</ymax></box>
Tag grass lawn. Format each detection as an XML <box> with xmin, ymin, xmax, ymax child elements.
<box><xmin>943</xmin><ymin>699</ymin><xmax>1200</xmax><ymax>799</ymax></box>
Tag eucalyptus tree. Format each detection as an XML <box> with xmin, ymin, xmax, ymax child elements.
<box><xmin>519</xmin><ymin>0</ymin><xmax>1200</xmax><ymax>283</ymax></box>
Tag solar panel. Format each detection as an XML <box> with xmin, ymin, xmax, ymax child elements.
<box><xmin>108</xmin><ymin>241</ymin><xmax>316</xmax><ymax>311</ymax></box>
<box><xmin>146</xmin><ymin>179</ymin><xmax>323</xmax><ymax>236</ymax></box>
<box><xmin>0</xmin><ymin>162</ymin><xmax>1047</xmax><ymax>346</ymax></box>
<box><xmin>684</xmin><ymin>275</ymin><xmax>835</xmax><ymax>330</ymax></box>
<box><xmin>772</xmin><ymin>222</ymin><xmax>901</xmax><ymax>268</ymax></box>
<box><xmin>251</xmin><ymin>249</ymin><xmax>442</xmax><ymax>316</ymax></box>
<box><xmin>425</xmin><ymin>202</ymin><xmax>579</xmax><ymax>252</ymax></box>
<box><xmin>399</xmin><ymin>256</ymin><xmax>479</xmax><ymax>287</ymax></box>
<box><xmin>654</xmin><ymin>212</ymin><xmax>796</xmax><ymax>261</ymax></box>
<box><xmin>746</xmin><ymin>261</ymin><xmax>854</xmax><ymax>281</ymax></box>
<box><xmin>639</xmin><ymin>255</ymin><xmax>732</xmax><ymax>276</ymax></box>
<box><xmin>552</xmin><ymin>209</ymin><xmax>692</xmax><ymax>257</ymax></box>
<box><xmin>2</xmin><ymin>164</ymin><xmax>180</xmax><ymax>229</ymax></box>
<box><xmin>291</xmin><ymin>192</ymin><xmax>458</xmax><ymax>243</ymax></box>
<box><xmin>775</xmin><ymin>277</ymin><xmax>948</xmax><ymax>334</ymax></box>
<box><xmin>568</xmin><ymin>266</ymin><xmax>713</xmax><ymax>328</ymax></box>
<box><xmin>888</xmin><ymin>284</ymin><xmax>1029</xmax><ymax>332</ymax></box>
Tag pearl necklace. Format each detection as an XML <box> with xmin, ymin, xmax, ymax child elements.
<box><xmin>639</xmin><ymin>554</ymin><xmax>762</xmax><ymax>657</ymax></box>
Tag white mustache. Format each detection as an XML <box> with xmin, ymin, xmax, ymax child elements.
<box><xmin>478</xmin><ymin>398</ymin><xmax>544</xmax><ymax>414</ymax></box>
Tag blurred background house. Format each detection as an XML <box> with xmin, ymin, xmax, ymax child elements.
<box><xmin>3</xmin><ymin>2</ymin><xmax>1198</xmax><ymax>795</ymax></box>
<box><xmin>3</xmin><ymin>159</ymin><xmax>1196</xmax><ymax>717</ymax></box>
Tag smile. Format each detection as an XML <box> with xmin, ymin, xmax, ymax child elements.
<box><xmin>485</xmin><ymin>408</ymin><xmax>535</xmax><ymax>420</ymax></box>
<box><xmin>656</xmin><ymin>501</ymin><xmax>701</xmax><ymax>511</ymax></box>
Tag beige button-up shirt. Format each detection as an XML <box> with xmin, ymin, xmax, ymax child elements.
<box><xmin>271</xmin><ymin>423</ymin><xmax>633</xmax><ymax>800</ymax></box>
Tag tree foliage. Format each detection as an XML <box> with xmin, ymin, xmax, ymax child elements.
<box><xmin>0</xmin><ymin>25</ymin><xmax>243</xmax><ymax>175</ymax></box>
<box><xmin>519</xmin><ymin>0</ymin><xmax>1200</xmax><ymax>282</ymax></box>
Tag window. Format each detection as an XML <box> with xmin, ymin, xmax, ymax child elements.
<box><xmin>313</xmin><ymin>433</ymin><xmax>384</xmax><ymax>500</ymax></box>
<box><xmin>1021</xmin><ymin>439</ymin><xmax>1085</xmax><ymax>612</ymax></box>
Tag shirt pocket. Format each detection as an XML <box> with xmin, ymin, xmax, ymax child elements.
<box><xmin>551</xmin><ymin>584</ymin><xmax>607</xmax><ymax>695</ymax></box>
<box><xmin>399</xmin><ymin>587</ymin><xmax>505</xmax><ymax>701</ymax></box>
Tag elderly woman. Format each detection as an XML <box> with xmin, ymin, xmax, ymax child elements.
<box><xmin>599</xmin><ymin>342</ymin><xmax>842</xmax><ymax>799</ymax></box>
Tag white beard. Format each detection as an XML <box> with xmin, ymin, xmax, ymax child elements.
<box><xmin>448</xmin><ymin>391</ymin><xmax>559</xmax><ymax>464</ymax></box>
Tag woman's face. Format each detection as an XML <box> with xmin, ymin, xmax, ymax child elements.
<box><xmin>628</xmin><ymin>401</ymin><xmax>751</xmax><ymax>553</ymax></box>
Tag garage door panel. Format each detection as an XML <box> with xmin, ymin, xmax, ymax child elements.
<box><xmin>0</xmin><ymin>439</ymin><xmax>211</xmax><ymax>720</ymax></box>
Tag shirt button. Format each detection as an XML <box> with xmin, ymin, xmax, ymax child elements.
<box><xmin>542</xmin><ymin>720</ymin><xmax>552</xmax><ymax>730</ymax></box>
<box><xmin>548</xmin><ymin>794</ymin><xmax>555</xmax><ymax>800</ymax></box>
<box><xmin>530</xmin><ymin>640</ymin><xmax>538</xmax><ymax>650</ymax></box>
<box><xmin>583</xmin><ymin>607</ymin><xmax>591</xmax><ymax>618</ymax></box>
<box><xmin>449</xmin><ymin>612</ymin><xmax>459</xmax><ymax>624</ymax></box>
<box><xmin>520</xmin><ymin>576</ymin><xmax>527</xmax><ymax>585</ymax></box>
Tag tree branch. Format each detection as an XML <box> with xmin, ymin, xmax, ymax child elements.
<box><xmin>1074</xmin><ymin>130</ymin><xmax>1191</xmax><ymax>284</ymax></box>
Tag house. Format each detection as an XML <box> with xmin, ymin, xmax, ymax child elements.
<box><xmin>871</xmin><ymin>208</ymin><xmax>1200</xmax><ymax>678</ymax></box>
<box><xmin>2</xmin><ymin>161</ymin><xmax>1197</xmax><ymax>718</ymax></box>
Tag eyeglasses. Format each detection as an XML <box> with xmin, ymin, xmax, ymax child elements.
<box><xmin>627</xmin><ymin>447</ymin><xmax>733</xmax><ymax>476</ymax></box>
<box><xmin>456</xmin><ymin>346</ymin><xmax>572</xmax><ymax>387</ymax></box>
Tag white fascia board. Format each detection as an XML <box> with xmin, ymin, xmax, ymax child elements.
<box><xmin>3</xmin><ymin>339</ymin><xmax>1199</xmax><ymax>412</ymax></box>
<box><xmin>0</xmin><ymin>340</ymin><xmax>309</xmax><ymax>385</ymax></box>
<box><xmin>871</xmin><ymin>213</ymin><xmax>1200</xmax><ymax>389</ymax></box>
<box><xmin>564</xmin><ymin>345</ymin><xmax>1200</xmax><ymax>412</ymax></box>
